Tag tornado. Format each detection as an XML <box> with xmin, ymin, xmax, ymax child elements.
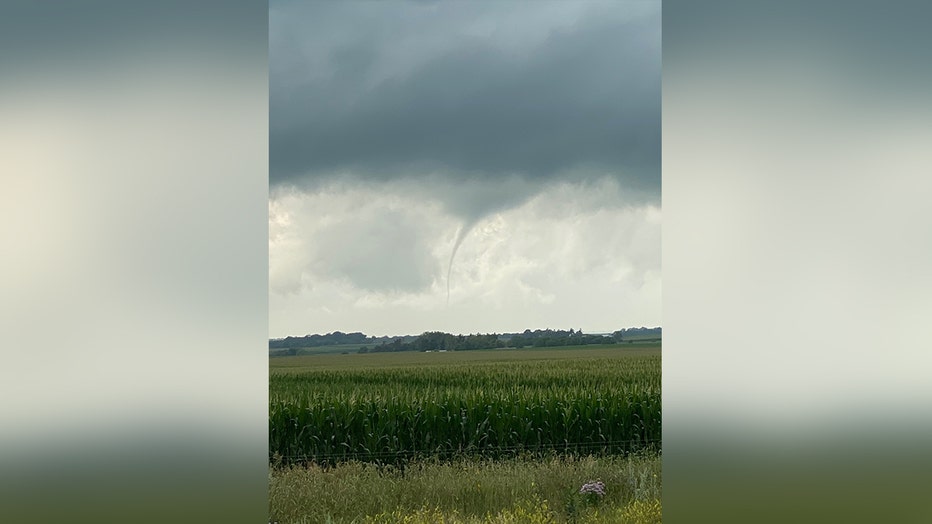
<box><xmin>446</xmin><ymin>221</ymin><xmax>475</xmax><ymax>306</ymax></box>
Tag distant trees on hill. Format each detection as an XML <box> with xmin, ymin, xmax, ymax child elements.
<box><xmin>505</xmin><ymin>331</ymin><xmax>613</xmax><ymax>349</ymax></box>
<box><xmin>502</xmin><ymin>328</ymin><xmax>628</xmax><ymax>348</ymax></box>
<box><xmin>364</xmin><ymin>332</ymin><xmax>506</xmax><ymax>353</ymax></box>
<box><xmin>270</xmin><ymin>327</ymin><xmax>661</xmax><ymax>352</ymax></box>
<box><xmin>269</xmin><ymin>331</ymin><xmax>370</xmax><ymax>349</ymax></box>
<box><xmin>612</xmin><ymin>327</ymin><xmax>662</xmax><ymax>341</ymax></box>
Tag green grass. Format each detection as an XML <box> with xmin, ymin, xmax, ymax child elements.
<box><xmin>270</xmin><ymin>344</ymin><xmax>659</xmax><ymax>371</ymax></box>
<box><xmin>269</xmin><ymin>453</ymin><xmax>661</xmax><ymax>524</ymax></box>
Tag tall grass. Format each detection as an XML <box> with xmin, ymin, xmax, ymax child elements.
<box><xmin>269</xmin><ymin>453</ymin><xmax>662</xmax><ymax>524</ymax></box>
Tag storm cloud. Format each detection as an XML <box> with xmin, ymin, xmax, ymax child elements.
<box><xmin>270</xmin><ymin>0</ymin><xmax>660</xmax><ymax>206</ymax></box>
<box><xmin>269</xmin><ymin>1</ymin><xmax>661</xmax><ymax>336</ymax></box>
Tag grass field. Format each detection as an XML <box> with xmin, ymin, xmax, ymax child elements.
<box><xmin>270</xmin><ymin>344</ymin><xmax>659</xmax><ymax>370</ymax></box>
<box><xmin>269</xmin><ymin>344</ymin><xmax>661</xmax><ymax>523</ymax></box>
<box><xmin>269</xmin><ymin>343</ymin><xmax>378</xmax><ymax>356</ymax></box>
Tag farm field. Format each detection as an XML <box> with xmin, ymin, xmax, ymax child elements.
<box><xmin>269</xmin><ymin>342</ymin><xmax>379</xmax><ymax>357</ymax></box>
<box><xmin>269</xmin><ymin>344</ymin><xmax>661</xmax><ymax>523</ymax></box>
<box><xmin>270</xmin><ymin>344</ymin><xmax>660</xmax><ymax>371</ymax></box>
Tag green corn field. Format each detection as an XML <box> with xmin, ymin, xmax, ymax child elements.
<box><xmin>269</xmin><ymin>346</ymin><xmax>661</xmax><ymax>464</ymax></box>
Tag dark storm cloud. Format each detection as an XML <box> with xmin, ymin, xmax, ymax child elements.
<box><xmin>270</xmin><ymin>1</ymin><xmax>660</xmax><ymax>200</ymax></box>
<box><xmin>0</xmin><ymin>1</ymin><xmax>265</xmax><ymax>72</ymax></box>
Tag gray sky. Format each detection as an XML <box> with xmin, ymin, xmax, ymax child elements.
<box><xmin>269</xmin><ymin>0</ymin><xmax>660</xmax><ymax>338</ymax></box>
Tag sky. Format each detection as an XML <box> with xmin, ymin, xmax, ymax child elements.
<box><xmin>269</xmin><ymin>0</ymin><xmax>660</xmax><ymax>338</ymax></box>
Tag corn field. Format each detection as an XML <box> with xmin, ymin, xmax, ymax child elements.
<box><xmin>269</xmin><ymin>350</ymin><xmax>660</xmax><ymax>464</ymax></box>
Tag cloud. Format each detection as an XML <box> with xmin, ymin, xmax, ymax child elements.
<box><xmin>270</xmin><ymin>186</ymin><xmax>450</xmax><ymax>296</ymax></box>
<box><xmin>269</xmin><ymin>178</ymin><xmax>660</xmax><ymax>336</ymax></box>
<box><xmin>268</xmin><ymin>2</ymin><xmax>662</xmax><ymax>336</ymax></box>
<box><xmin>270</xmin><ymin>0</ymin><xmax>660</xmax><ymax>209</ymax></box>
<box><xmin>310</xmin><ymin>207</ymin><xmax>441</xmax><ymax>293</ymax></box>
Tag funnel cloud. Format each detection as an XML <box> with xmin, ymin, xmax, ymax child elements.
<box><xmin>446</xmin><ymin>220</ymin><xmax>475</xmax><ymax>306</ymax></box>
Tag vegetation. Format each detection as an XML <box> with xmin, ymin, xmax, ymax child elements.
<box><xmin>270</xmin><ymin>346</ymin><xmax>660</xmax><ymax>464</ymax></box>
<box><xmin>270</xmin><ymin>330</ymin><xmax>372</xmax><ymax>349</ymax></box>
<box><xmin>611</xmin><ymin>327</ymin><xmax>662</xmax><ymax>343</ymax></box>
<box><xmin>269</xmin><ymin>344</ymin><xmax>661</xmax><ymax>523</ymax></box>
<box><xmin>504</xmin><ymin>329</ymin><xmax>618</xmax><ymax>349</ymax></box>
<box><xmin>269</xmin><ymin>327</ymin><xmax>661</xmax><ymax>353</ymax></box>
<box><xmin>269</xmin><ymin>453</ymin><xmax>661</xmax><ymax>524</ymax></box>
<box><xmin>361</xmin><ymin>331</ymin><xmax>506</xmax><ymax>353</ymax></box>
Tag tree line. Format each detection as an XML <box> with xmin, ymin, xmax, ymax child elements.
<box><xmin>269</xmin><ymin>331</ymin><xmax>371</xmax><ymax>349</ymax></box>
<box><xmin>360</xmin><ymin>331</ymin><xmax>505</xmax><ymax>353</ymax></box>
<box><xmin>270</xmin><ymin>327</ymin><xmax>661</xmax><ymax>353</ymax></box>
